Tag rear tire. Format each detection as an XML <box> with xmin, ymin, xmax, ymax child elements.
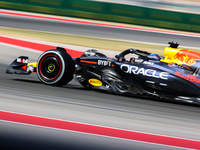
<box><xmin>36</xmin><ymin>49</ymin><xmax>75</xmax><ymax>86</ymax></box>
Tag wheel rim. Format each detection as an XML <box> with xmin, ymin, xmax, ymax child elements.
<box><xmin>39</xmin><ymin>54</ymin><xmax>62</xmax><ymax>80</ymax></box>
<box><xmin>47</xmin><ymin>63</ymin><xmax>55</xmax><ymax>72</ymax></box>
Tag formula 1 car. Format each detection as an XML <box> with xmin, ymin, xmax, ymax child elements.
<box><xmin>6</xmin><ymin>42</ymin><xmax>200</xmax><ymax>104</ymax></box>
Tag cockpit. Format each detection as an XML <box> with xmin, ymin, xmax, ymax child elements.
<box><xmin>115</xmin><ymin>48</ymin><xmax>163</xmax><ymax>63</ymax></box>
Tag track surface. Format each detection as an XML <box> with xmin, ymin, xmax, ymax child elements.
<box><xmin>0</xmin><ymin>11</ymin><xmax>200</xmax><ymax>149</ymax></box>
<box><xmin>1</xmin><ymin>43</ymin><xmax>200</xmax><ymax>149</ymax></box>
<box><xmin>1</xmin><ymin>12</ymin><xmax>200</xmax><ymax>48</ymax></box>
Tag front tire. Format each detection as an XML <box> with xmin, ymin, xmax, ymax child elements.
<box><xmin>37</xmin><ymin>49</ymin><xmax>75</xmax><ymax>86</ymax></box>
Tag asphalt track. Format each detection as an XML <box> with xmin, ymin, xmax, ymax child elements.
<box><xmin>0</xmin><ymin>11</ymin><xmax>200</xmax><ymax>149</ymax></box>
<box><xmin>1</xmin><ymin>42</ymin><xmax>200</xmax><ymax>149</ymax></box>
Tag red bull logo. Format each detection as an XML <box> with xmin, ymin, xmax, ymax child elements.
<box><xmin>175</xmin><ymin>72</ymin><xmax>200</xmax><ymax>84</ymax></box>
<box><xmin>173</xmin><ymin>49</ymin><xmax>200</xmax><ymax>66</ymax></box>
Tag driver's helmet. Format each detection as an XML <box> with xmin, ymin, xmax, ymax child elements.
<box><xmin>148</xmin><ymin>53</ymin><xmax>161</xmax><ymax>60</ymax></box>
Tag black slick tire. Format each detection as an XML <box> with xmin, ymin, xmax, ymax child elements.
<box><xmin>36</xmin><ymin>49</ymin><xmax>75</xmax><ymax>86</ymax></box>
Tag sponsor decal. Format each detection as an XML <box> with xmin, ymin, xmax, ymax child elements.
<box><xmin>17</xmin><ymin>58</ymin><xmax>28</xmax><ymax>63</ymax></box>
<box><xmin>168</xmin><ymin>63</ymin><xmax>175</xmax><ymax>67</ymax></box>
<box><xmin>143</xmin><ymin>61</ymin><xmax>154</xmax><ymax>65</ymax></box>
<box><xmin>175</xmin><ymin>72</ymin><xmax>200</xmax><ymax>84</ymax></box>
<box><xmin>88</xmin><ymin>79</ymin><xmax>102</xmax><ymax>86</ymax></box>
<box><xmin>120</xmin><ymin>64</ymin><xmax>169</xmax><ymax>80</ymax></box>
<box><xmin>173</xmin><ymin>49</ymin><xmax>200</xmax><ymax>66</ymax></box>
<box><xmin>98</xmin><ymin>60</ymin><xmax>111</xmax><ymax>66</ymax></box>
<box><xmin>160</xmin><ymin>83</ymin><xmax>167</xmax><ymax>86</ymax></box>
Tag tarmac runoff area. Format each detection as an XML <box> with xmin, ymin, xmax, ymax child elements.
<box><xmin>0</xmin><ymin>32</ymin><xmax>200</xmax><ymax>150</ymax></box>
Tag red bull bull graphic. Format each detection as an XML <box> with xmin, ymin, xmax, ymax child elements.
<box><xmin>173</xmin><ymin>49</ymin><xmax>200</xmax><ymax>66</ymax></box>
<box><xmin>161</xmin><ymin>47</ymin><xmax>200</xmax><ymax>66</ymax></box>
<box><xmin>175</xmin><ymin>72</ymin><xmax>200</xmax><ymax>84</ymax></box>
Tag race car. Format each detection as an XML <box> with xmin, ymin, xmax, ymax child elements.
<box><xmin>6</xmin><ymin>41</ymin><xmax>200</xmax><ymax>104</ymax></box>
